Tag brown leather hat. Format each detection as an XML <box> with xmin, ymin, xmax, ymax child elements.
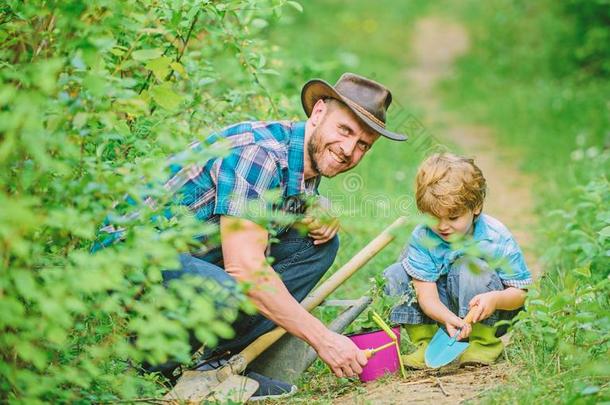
<box><xmin>301</xmin><ymin>72</ymin><xmax>407</xmax><ymax>141</ymax></box>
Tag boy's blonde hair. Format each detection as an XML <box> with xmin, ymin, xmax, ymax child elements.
<box><xmin>415</xmin><ymin>153</ymin><xmax>486</xmax><ymax>217</ymax></box>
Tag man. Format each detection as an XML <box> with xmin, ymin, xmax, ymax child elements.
<box><xmin>137</xmin><ymin>73</ymin><xmax>407</xmax><ymax>399</ymax></box>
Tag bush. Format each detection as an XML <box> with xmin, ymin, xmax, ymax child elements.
<box><xmin>511</xmin><ymin>156</ymin><xmax>609</xmax><ymax>402</ymax></box>
<box><xmin>562</xmin><ymin>0</ymin><xmax>610</xmax><ymax>76</ymax></box>
<box><xmin>0</xmin><ymin>0</ymin><xmax>301</xmax><ymax>402</ymax></box>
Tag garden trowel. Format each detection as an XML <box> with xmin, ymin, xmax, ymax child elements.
<box><xmin>424</xmin><ymin>308</ymin><xmax>476</xmax><ymax>368</ymax></box>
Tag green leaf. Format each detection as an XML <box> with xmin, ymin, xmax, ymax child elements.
<box><xmin>580</xmin><ymin>386</ymin><xmax>600</xmax><ymax>396</ymax></box>
<box><xmin>286</xmin><ymin>1</ymin><xmax>304</xmax><ymax>12</ymax></box>
<box><xmin>574</xmin><ymin>264</ymin><xmax>591</xmax><ymax>278</ymax></box>
<box><xmin>83</xmin><ymin>73</ymin><xmax>106</xmax><ymax>97</ymax></box>
<box><xmin>260</xmin><ymin>68</ymin><xmax>280</xmax><ymax>76</ymax></box>
<box><xmin>31</xmin><ymin>58</ymin><xmax>64</xmax><ymax>95</ymax></box>
<box><xmin>150</xmin><ymin>83</ymin><xmax>183</xmax><ymax>111</ymax></box>
<box><xmin>114</xmin><ymin>120</ymin><xmax>131</xmax><ymax>136</ymax></box>
<box><xmin>73</xmin><ymin>112</ymin><xmax>88</xmax><ymax>129</ymax></box>
<box><xmin>15</xmin><ymin>341</ymin><xmax>48</xmax><ymax>370</ymax></box>
<box><xmin>210</xmin><ymin>320</ymin><xmax>234</xmax><ymax>339</ymax></box>
<box><xmin>0</xmin><ymin>85</ymin><xmax>16</xmax><ymax>106</ymax></box>
<box><xmin>0</xmin><ymin>298</ymin><xmax>25</xmax><ymax>327</ymax></box>
<box><xmin>170</xmin><ymin>62</ymin><xmax>187</xmax><ymax>77</ymax></box>
<box><xmin>146</xmin><ymin>56</ymin><xmax>172</xmax><ymax>81</ymax></box>
<box><xmin>132</xmin><ymin>48</ymin><xmax>164</xmax><ymax>61</ymax></box>
<box><xmin>12</xmin><ymin>271</ymin><xmax>37</xmax><ymax>301</ymax></box>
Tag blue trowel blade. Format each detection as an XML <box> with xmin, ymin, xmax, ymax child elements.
<box><xmin>425</xmin><ymin>328</ymin><xmax>470</xmax><ymax>368</ymax></box>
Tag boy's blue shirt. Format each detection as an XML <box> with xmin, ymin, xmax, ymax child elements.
<box><xmin>401</xmin><ymin>213</ymin><xmax>532</xmax><ymax>289</ymax></box>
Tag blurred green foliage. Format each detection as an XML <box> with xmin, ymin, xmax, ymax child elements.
<box><xmin>0</xmin><ymin>0</ymin><xmax>302</xmax><ymax>402</ymax></box>
<box><xmin>563</xmin><ymin>0</ymin><xmax>610</xmax><ymax>76</ymax></box>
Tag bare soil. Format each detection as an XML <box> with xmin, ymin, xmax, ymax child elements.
<box><xmin>335</xmin><ymin>364</ymin><xmax>509</xmax><ymax>404</ymax></box>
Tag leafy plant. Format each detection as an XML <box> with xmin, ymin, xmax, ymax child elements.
<box><xmin>346</xmin><ymin>273</ymin><xmax>407</xmax><ymax>334</ymax></box>
<box><xmin>0</xmin><ymin>0</ymin><xmax>303</xmax><ymax>402</ymax></box>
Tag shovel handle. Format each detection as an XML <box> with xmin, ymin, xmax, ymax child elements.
<box><xmin>238</xmin><ymin>216</ymin><xmax>408</xmax><ymax>367</ymax></box>
<box><xmin>449</xmin><ymin>307</ymin><xmax>478</xmax><ymax>341</ymax></box>
<box><xmin>364</xmin><ymin>341</ymin><xmax>396</xmax><ymax>358</ymax></box>
<box><xmin>463</xmin><ymin>306</ymin><xmax>477</xmax><ymax>324</ymax></box>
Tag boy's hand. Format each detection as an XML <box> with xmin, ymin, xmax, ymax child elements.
<box><xmin>469</xmin><ymin>292</ymin><xmax>498</xmax><ymax>323</ymax></box>
<box><xmin>444</xmin><ymin>316</ymin><xmax>472</xmax><ymax>340</ymax></box>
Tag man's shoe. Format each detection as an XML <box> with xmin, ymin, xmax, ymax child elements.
<box><xmin>459</xmin><ymin>323</ymin><xmax>504</xmax><ymax>366</ymax></box>
<box><xmin>401</xmin><ymin>323</ymin><xmax>438</xmax><ymax>369</ymax></box>
<box><xmin>246</xmin><ymin>370</ymin><xmax>298</xmax><ymax>401</ymax></box>
<box><xmin>195</xmin><ymin>356</ymin><xmax>228</xmax><ymax>371</ymax></box>
<box><xmin>196</xmin><ymin>358</ymin><xmax>297</xmax><ymax>401</ymax></box>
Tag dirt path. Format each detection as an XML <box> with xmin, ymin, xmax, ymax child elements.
<box><xmin>405</xmin><ymin>18</ymin><xmax>540</xmax><ymax>275</ymax></box>
<box><xmin>334</xmin><ymin>16</ymin><xmax>540</xmax><ymax>405</ymax></box>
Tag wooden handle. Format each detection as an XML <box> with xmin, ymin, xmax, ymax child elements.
<box><xmin>300</xmin><ymin>217</ymin><xmax>407</xmax><ymax>311</ymax></box>
<box><xmin>364</xmin><ymin>341</ymin><xmax>396</xmax><ymax>359</ymax></box>
<box><xmin>463</xmin><ymin>306</ymin><xmax>477</xmax><ymax>324</ymax></box>
<box><xmin>238</xmin><ymin>216</ymin><xmax>407</xmax><ymax>368</ymax></box>
<box><xmin>239</xmin><ymin>328</ymin><xmax>286</xmax><ymax>366</ymax></box>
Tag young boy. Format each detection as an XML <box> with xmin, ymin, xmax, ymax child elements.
<box><xmin>384</xmin><ymin>153</ymin><xmax>532</xmax><ymax>368</ymax></box>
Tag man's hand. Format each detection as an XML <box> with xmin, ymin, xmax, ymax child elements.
<box><xmin>469</xmin><ymin>291</ymin><xmax>498</xmax><ymax>323</ymax></box>
<box><xmin>315</xmin><ymin>331</ymin><xmax>368</xmax><ymax>378</ymax></box>
<box><xmin>444</xmin><ymin>315</ymin><xmax>472</xmax><ymax>340</ymax></box>
<box><xmin>301</xmin><ymin>216</ymin><xmax>340</xmax><ymax>245</ymax></box>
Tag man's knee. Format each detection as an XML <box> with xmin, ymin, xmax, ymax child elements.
<box><xmin>162</xmin><ymin>254</ymin><xmax>240</xmax><ymax>305</ymax></box>
<box><xmin>383</xmin><ymin>262</ymin><xmax>412</xmax><ymax>296</ymax></box>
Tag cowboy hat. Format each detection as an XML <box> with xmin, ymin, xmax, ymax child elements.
<box><xmin>301</xmin><ymin>72</ymin><xmax>407</xmax><ymax>141</ymax></box>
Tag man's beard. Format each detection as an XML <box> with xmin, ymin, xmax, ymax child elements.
<box><xmin>307</xmin><ymin>125</ymin><xmax>338</xmax><ymax>178</ymax></box>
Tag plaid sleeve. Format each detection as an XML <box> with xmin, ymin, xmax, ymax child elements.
<box><xmin>497</xmin><ymin>236</ymin><xmax>532</xmax><ymax>289</ymax></box>
<box><xmin>400</xmin><ymin>227</ymin><xmax>440</xmax><ymax>282</ymax></box>
<box><xmin>214</xmin><ymin>145</ymin><xmax>281</xmax><ymax>218</ymax></box>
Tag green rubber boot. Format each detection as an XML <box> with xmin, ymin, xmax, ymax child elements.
<box><xmin>401</xmin><ymin>324</ymin><xmax>438</xmax><ymax>369</ymax></box>
<box><xmin>459</xmin><ymin>323</ymin><xmax>504</xmax><ymax>366</ymax></box>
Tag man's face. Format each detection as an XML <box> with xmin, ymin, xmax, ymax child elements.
<box><xmin>307</xmin><ymin>101</ymin><xmax>380</xmax><ymax>178</ymax></box>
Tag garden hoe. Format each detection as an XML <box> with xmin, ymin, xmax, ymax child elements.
<box><xmin>163</xmin><ymin>216</ymin><xmax>407</xmax><ymax>403</ymax></box>
<box><xmin>424</xmin><ymin>307</ymin><xmax>476</xmax><ymax>368</ymax></box>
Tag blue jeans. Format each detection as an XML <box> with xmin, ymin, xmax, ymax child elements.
<box><xmin>151</xmin><ymin>227</ymin><xmax>339</xmax><ymax>375</ymax></box>
<box><xmin>383</xmin><ymin>258</ymin><xmax>520</xmax><ymax>336</ymax></box>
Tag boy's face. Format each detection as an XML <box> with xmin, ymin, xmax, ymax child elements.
<box><xmin>430</xmin><ymin>207</ymin><xmax>482</xmax><ymax>241</ymax></box>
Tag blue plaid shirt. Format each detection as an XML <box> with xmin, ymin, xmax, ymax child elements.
<box><xmin>400</xmin><ymin>214</ymin><xmax>532</xmax><ymax>289</ymax></box>
<box><xmin>95</xmin><ymin>121</ymin><xmax>319</xmax><ymax>251</ymax></box>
